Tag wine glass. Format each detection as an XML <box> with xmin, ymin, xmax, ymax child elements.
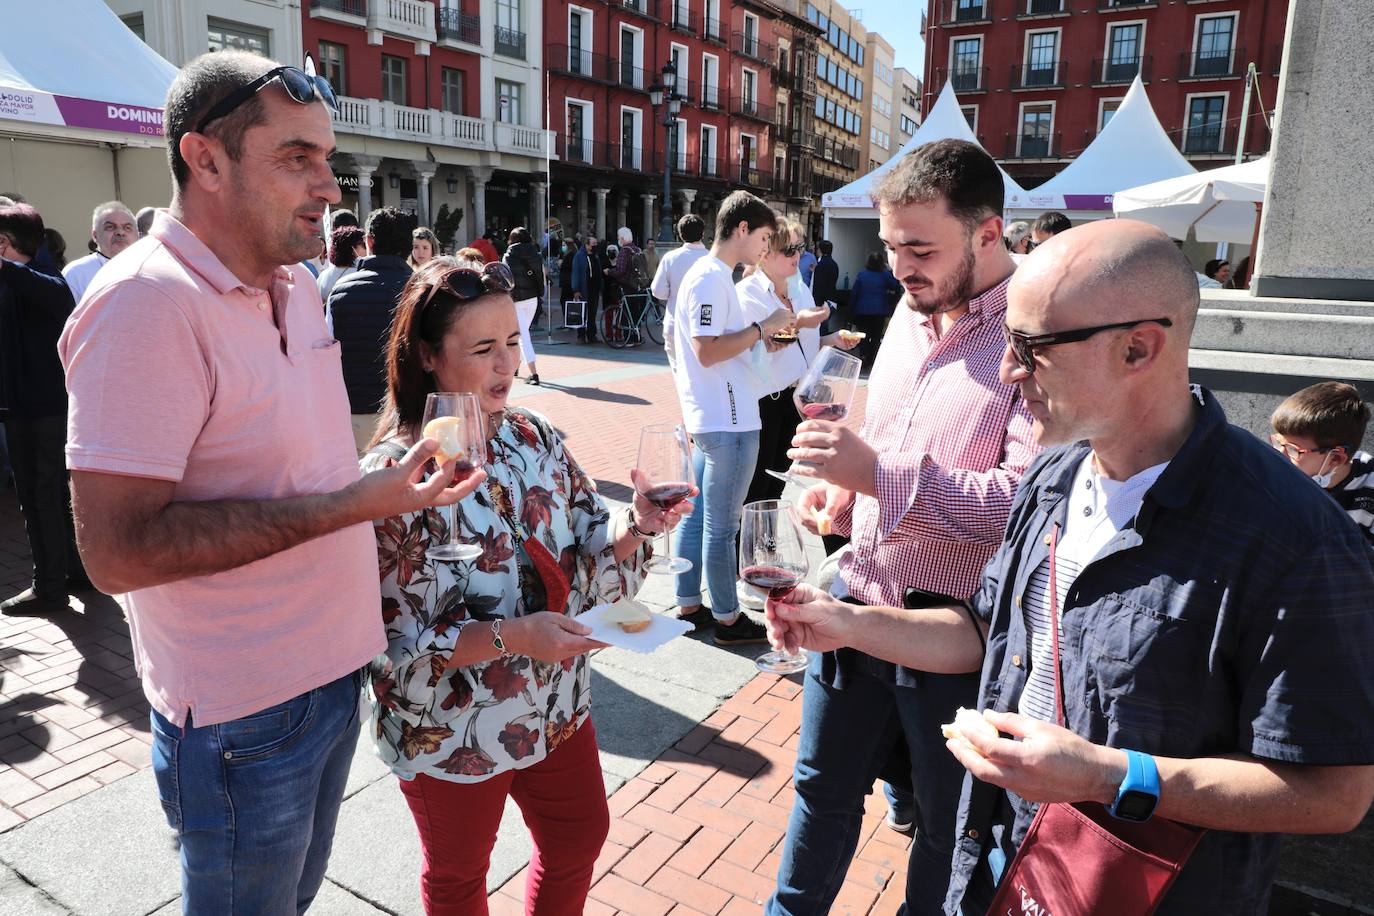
<box><xmin>422</xmin><ymin>392</ymin><xmax>487</xmax><ymax>563</ymax></box>
<box><xmin>739</xmin><ymin>499</ymin><xmax>810</xmax><ymax>674</ymax></box>
<box><xmin>766</xmin><ymin>346</ymin><xmax>863</xmax><ymax>488</ymax></box>
<box><xmin>635</xmin><ymin>424</ymin><xmax>696</xmax><ymax>574</ymax></box>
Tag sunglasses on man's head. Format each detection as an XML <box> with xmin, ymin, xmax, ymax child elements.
<box><xmin>420</xmin><ymin>261</ymin><xmax>516</xmax><ymax>313</ymax></box>
<box><xmin>1002</xmin><ymin>317</ymin><xmax>1173</xmax><ymax>374</ymax></box>
<box><xmin>196</xmin><ymin>55</ymin><xmax>338</xmax><ymax>135</ymax></box>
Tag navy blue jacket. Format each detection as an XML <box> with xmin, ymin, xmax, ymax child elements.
<box><xmin>327</xmin><ymin>255</ymin><xmax>411</xmax><ymax>414</ymax></box>
<box><xmin>0</xmin><ymin>258</ymin><xmax>75</xmax><ymax>418</ymax></box>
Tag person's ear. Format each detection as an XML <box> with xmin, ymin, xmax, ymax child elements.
<box><xmin>180</xmin><ymin>132</ymin><xmax>225</xmax><ymax>192</ymax></box>
<box><xmin>1329</xmin><ymin>447</ymin><xmax>1352</xmax><ymax>470</ymax></box>
<box><xmin>1122</xmin><ymin>324</ymin><xmax>1167</xmax><ymax>370</ymax></box>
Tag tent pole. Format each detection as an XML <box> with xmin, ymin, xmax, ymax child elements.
<box><xmin>1219</xmin><ymin>63</ymin><xmax>1258</xmax><ymax>261</ymax></box>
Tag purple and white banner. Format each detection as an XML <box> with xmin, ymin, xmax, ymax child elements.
<box><xmin>0</xmin><ymin>84</ymin><xmax>163</xmax><ymax>137</ymax></box>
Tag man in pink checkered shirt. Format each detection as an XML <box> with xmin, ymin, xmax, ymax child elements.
<box><xmin>764</xmin><ymin>140</ymin><xmax>1039</xmax><ymax>916</ymax></box>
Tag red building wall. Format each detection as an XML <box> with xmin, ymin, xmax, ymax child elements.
<box><xmin>304</xmin><ymin>10</ymin><xmax>482</xmax><ymax>117</ymax></box>
<box><xmin>921</xmin><ymin>0</ymin><xmax>1288</xmax><ymax>187</ymax></box>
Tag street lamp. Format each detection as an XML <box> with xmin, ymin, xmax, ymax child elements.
<box><xmin>648</xmin><ymin>62</ymin><xmax>682</xmax><ymax>244</ymax></box>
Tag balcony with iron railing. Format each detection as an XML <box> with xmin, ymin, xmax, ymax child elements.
<box><xmin>547</xmin><ymin>45</ymin><xmax>610</xmax><ymax>82</ymax></box>
<box><xmin>494</xmin><ymin>25</ymin><xmax>526</xmax><ymax>59</ymax></box>
<box><xmin>731</xmin><ymin>96</ymin><xmax>775</xmax><ymax>124</ymax></box>
<box><xmin>672</xmin><ymin>77</ymin><xmax>698</xmax><ymax>104</ymax></box>
<box><xmin>436</xmin><ymin>7</ymin><xmax>481</xmax><ymax>46</ymax></box>
<box><xmin>1011</xmin><ymin>59</ymin><xmax>1067</xmax><ymax>90</ymax></box>
<box><xmin>1016</xmin><ymin>0</ymin><xmax>1072</xmax><ymax>17</ymax></box>
<box><xmin>813</xmin><ymin>172</ymin><xmax>847</xmax><ymax>195</ymax></box>
<box><xmin>1098</xmin><ymin>0</ymin><xmax>1156</xmax><ymax>10</ymax></box>
<box><xmin>559</xmin><ymin>135</ymin><xmax>613</xmax><ymax>168</ymax></box>
<box><xmin>1179</xmin><ymin>46</ymin><xmax>1245</xmax><ymax>80</ymax></box>
<box><xmin>1091</xmin><ymin>54</ymin><xmax>1151</xmax><ymax>84</ymax></box>
<box><xmin>1003</xmin><ymin>131</ymin><xmax>1061</xmax><ymax>159</ymax></box>
<box><xmin>668</xmin><ymin>3</ymin><xmax>699</xmax><ymax>34</ymax></box>
<box><xmin>736</xmin><ymin>165</ymin><xmax>773</xmax><ymax>189</ymax></box>
<box><xmin>310</xmin><ymin>0</ymin><xmax>367</xmax><ymax>24</ymax></box>
<box><xmin>788</xmin><ymin>126</ymin><xmax>817</xmax><ymax>149</ymax></box>
<box><xmin>368</xmin><ymin>0</ymin><xmax>435</xmax><ymax>45</ymax></box>
<box><xmin>699</xmin><ymin>84</ymin><xmax>723</xmax><ymax>111</ymax></box>
<box><xmin>611</xmin><ymin>58</ymin><xmax>650</xmax><ymax>92</ymax></box>
<box><xmin>733</xmin><ymin>31</ymin><xmax>775</xmax><ymax>63</ymax></box>
<box><xmin>699</xmin><ymin>155</ymin><xmax>725</xmax><ymax>180</ymax></box>
<box><xmin>1176</xmin><ymin>122</ymin><xmax>1235</xmax><ymax>157</ymax></box>
<box><xmin>703</xmin><ymin>17</ymin><xmax>725</xmax><ymax>43</ymax></box>
<box><xmin>619</xmin><ymin>0</ymin><xmax>662</xmax><ymax>22</ymax></box>
<box><xmin>610</xmin><ymin>143</ymin><xmax>645</xmax><ymax>171</ymax></box>
<box><xmin>668</xmin><ymin>152</ymin><xmax>697</xmax><ymax>177</ymax></box>
<box><xmin>935</xmin><ymin>65</ymin><xmax>990</xmax><ymax>92</ymax></box>
<box><xmin>938</xmin><ymin>0</ymin><xmax>994</xmax><ymax>26</ymax></box>
<box><xmin>331</xmin><ymin>95</ymin><xmax>555</xmax><ymax>158</ymax></box>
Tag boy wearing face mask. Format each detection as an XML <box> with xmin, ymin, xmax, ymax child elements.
<box><xmin>1270</xmin><ymin>381</ymin><xmax>1374</xmax><ymax>547</ymax></box>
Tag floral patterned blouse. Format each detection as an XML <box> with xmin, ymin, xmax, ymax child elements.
<box><xmin>361</xmin><ymin>407</ymin><xmax>651</xmax><ymax>783</ymax></box>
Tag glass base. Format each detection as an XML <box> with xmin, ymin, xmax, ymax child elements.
<box><xmin>427</xmin><ymin>544</ymin><xmax>483</xmax><ymax>562</ymax></box>
<box><xmin>646</xmin><ymin>556</ymin><xmax>692</xmax><ymax>574</ymax></box>
<box><xmin>755</xmin><ymin>650</ymin><xmax>809</xmax><ymax>674</ymax></box>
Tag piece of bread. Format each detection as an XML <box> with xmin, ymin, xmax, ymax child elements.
<box><xmin>422</xmin><ymin>417</ymin><xmax>467</xmax><ymax>466</ymax></box>
<box><xmin>815</xmin><ymin>510</ymin><xmax>833</xmax><ymax>536</ymax></box>
<box><xmin>603</xmin><ymin>597</ymin><xmax>653</xmax><ymax>633</ymax></box>
<box><xmin>940</xmin><ymin>707</ymin><xmax>999</xmax><ymax>755</ymax></box>
<box><xmin>837</xmin><ymin>329</ymin><xmax>867</xmax><ymax>343</ymax></box>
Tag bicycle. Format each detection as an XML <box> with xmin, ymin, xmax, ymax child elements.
<box><xmin>601</xmin><ymin>291</ymin><xmax>665</xmax><ymax>349</ymax></box>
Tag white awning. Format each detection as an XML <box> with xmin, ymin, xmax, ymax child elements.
<box><xmin>0</xmin><ymin>0</ymin><xmax>177</xmax><ymax>139</ymax></box>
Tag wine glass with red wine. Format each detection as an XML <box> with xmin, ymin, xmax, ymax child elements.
<box><xmin>635</xmin><ymin>424</ymin><xmax>696</xmax><ymax>574</ymax></box>
<box><xmin>739</xmin><ymin>499</ymin><xmax>810</xmax><ymax>674</ymax></box>
<box><xmin>766</xmin><ymin>346</ymin><xmax>863</xmax><ymax>488</ymax></box>
<box><xmin>422</xmin><ymin>392</ymin><xmax>487</xmax><ymax>562</ymax></box>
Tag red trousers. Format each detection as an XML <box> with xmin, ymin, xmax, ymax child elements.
<box><xmin>398</xmin><ymin>720</ymin><xmax>610</xmax><ymax>916</ymax></box>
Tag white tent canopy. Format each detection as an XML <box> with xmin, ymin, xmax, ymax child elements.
<box><xmin>1011</xmin><ymin>76</ymin><xmax>1195</xmax><ymax>217</ymax></box>
<box><xmin>821</xmin><ymin>81</ymin><xmax>1030</xmax><ymax>214</ymax></box>
<box><xmin>0</xmin><ymin>0</ymin><xmax>176</xmax><ymax>139</ymax></box>
<box><xmin>1113</xmin><ymin>156</ymin><xmax>1269</xmax><ymax>243</ymax></box>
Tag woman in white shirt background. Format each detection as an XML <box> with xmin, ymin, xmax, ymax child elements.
<box><xmin>737</xmin><ymin>217</ymin><xmax>859</xmax><ymax>507</ymax></box>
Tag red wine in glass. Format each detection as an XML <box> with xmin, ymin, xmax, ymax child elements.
<box><xmin>799</xmin><ymin>401</ymin><xmax>848</xmax><ymax>422</ymax></box>
<box><xmin>643</xmin><ymin>481</ymin><xmax>694</xmax><ymax>510</ymax></box>
<box><xmin>741</xmin><ymin>564</ymin><xmax>805</xmax><ymax>599</ymax></box>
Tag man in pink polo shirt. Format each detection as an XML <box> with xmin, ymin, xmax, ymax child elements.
<box><xmin>59</xmin><ymin>51</ymin><xmax>485</xmax><ymax>912</ymax></box>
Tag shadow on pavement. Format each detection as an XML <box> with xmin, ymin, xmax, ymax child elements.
<box><xmin>593</xmin><ymin>479</ymin><xmax>634</xmax><ymax>503</ymax></box>
<box><xmin>534</xmin><ymin>383</ymin><xmax>650</xmax><ymax>406</ymax></box>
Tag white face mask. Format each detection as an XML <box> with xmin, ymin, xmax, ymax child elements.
<box><xmin>1311</xmin><ymin>453</ymin><xmax>1338</xmax><ymax>489</ymax></box>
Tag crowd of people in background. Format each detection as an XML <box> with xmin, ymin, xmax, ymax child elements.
<box><xmin>3</xmin><ymin>45</ymin><xmax>1374</xmax><ymax>916</ymax></box>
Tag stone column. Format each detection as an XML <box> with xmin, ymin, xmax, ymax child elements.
<box><xmin>469</xmin><ymin>166</ymin><xmax>494</xmax><ymax>240</ymax></box>
<box><xmin>575</xmin><ymin>186</ymin><xmax>589</xmax><ymax>238</ymax></box>
<box><xmin>413</xmin><ymin>163</ymin><xmax>438</xmax><ymax>227</ymax></box>
<box><xmin>1251</xmin><ymin>1</ymin><xmax>1374</xmax><ymax>301</ymax></box>
<box><xmin>351</xmin><ymin>154</ymin><xmax>382</xmax><ymax>222</ymax></box>
<box><xmin>530</xmin><ymin>181</ymin><xmax>547</xmax><ymax>236</ymax></box>
<box><xmin>615</xmin><ymin>192</ymin><xmax>629</xmax><ymax>238</ymax></box>
<box><xmin>641</xmin><ymin>193</ymin><xmax>657</xmax><ymax>248</ymax></box>
<box><xmin>593</xmin><ymin>187</ymin><xmax>610</xmax><ymax>241</ymax></box>
<box><xmin>680</xmin><ymin>187</ymin><xmax>698</xmax><ymax>215</ymax></box>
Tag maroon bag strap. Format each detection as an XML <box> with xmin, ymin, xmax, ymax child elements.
<box><xmin>1048</xmin><ymin>523</ymin><xmax>1066</xmax><ymax>729</ymax></box>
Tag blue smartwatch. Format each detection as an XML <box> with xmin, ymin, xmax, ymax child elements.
<box><xmin>1107</xmin><ymin>749</ymin><xmax>1159</xmax><ymax>822</ymax></box>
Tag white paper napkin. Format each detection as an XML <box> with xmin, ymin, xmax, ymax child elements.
<box><xmin>579</xmin><ymin>603</ymin><xmax>693</xmax><ymax>653</ymax></box>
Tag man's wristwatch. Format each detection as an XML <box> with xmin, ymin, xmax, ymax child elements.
<box><xmin>1107</xmin><ymin>749</ymin><xmax>1160</xmax><ymax>822</ymax></box>
<box><xmin>752</xmin><ymin>321</ymin><xmax>764</xmax><ymax>342</ymax></box>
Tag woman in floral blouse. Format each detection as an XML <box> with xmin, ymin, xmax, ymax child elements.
<box><xmin>363</xmin><ymin>257</ymin><xmax>690</xmax><ymax>915</ymax></box>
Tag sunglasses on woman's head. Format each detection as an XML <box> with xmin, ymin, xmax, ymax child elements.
<box><xmin>196</xmin><ymin>55</ymin><xmax>338</xmax><ymax>135</ymax></box>
<box><xmin>420</xmin><ymin>261</ymin><xmax>516</xmax><ymax>313</ymax></box>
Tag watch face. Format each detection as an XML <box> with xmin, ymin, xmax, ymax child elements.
<box><xmin>1115</xmin><ymin>790</ymin><xmax>1158</xmax><ymax>822</ymax></box>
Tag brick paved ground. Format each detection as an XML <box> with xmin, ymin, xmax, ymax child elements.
<box><xmin>490</xmin><ymin>672</ymin><xmax>914</xmax><ymax>916</ymax></box>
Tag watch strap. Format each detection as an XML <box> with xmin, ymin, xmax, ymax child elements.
<box><xmin>1109</xmin><ymin>748</ymin><xmax>1160</xmax><ymax>819</ymax></box>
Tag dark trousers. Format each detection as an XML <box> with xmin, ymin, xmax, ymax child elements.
<box><xmin>852</xmin><ymin>314</ymin><xmax>888</xmax><ymax>369</ymax></box>
<box><xmin>745</xmin><ymin>388</ymin><xmax>801</xmax><ymax>506</ymax></box>
<box><xmin>5</xmin><ymin>414</ymin><xmax>81</xmax><ymax>596</ymax></box>
<box><xmin>580</xmin><ymin>286</ymin><xmax>602</xmax><ymax>340</ymax></box>
<box><xmin>768</xmin><ymin>595</ymin><xmax>980</xmax><ymax>916</ymax></box>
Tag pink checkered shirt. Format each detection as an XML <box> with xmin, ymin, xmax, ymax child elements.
<box><xmin>834</xmin><ymin>273</ymin><xmax>1039</xmax><ymax>604</ymax></box>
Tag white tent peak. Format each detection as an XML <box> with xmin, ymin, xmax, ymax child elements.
<box><xmin>1025</xmin><ymin>76</ymin><xmax>1195</xmax><ymax>210</ymax></box>
<box><xmin>821</xmin><ymin>80</ymin><xmax>1029</xmax><ymax>210</ymax></box>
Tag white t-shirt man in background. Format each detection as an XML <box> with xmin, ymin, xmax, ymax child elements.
<box><xmin>669</xmin><ymin>190</ymin><xmax>792</xmax><ymax>646</ymax></box>
<box><xmin>651</xmin><ymin>213</ymin><xmax>710</xmax><ymax>372</ymax></box>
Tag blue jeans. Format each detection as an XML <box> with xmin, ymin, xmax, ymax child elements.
<box><xmin>151</xmin><ymin>670</ymin><xmax>363</xmax><ymax>915</ymax></box>
<box><xmin>675</xmin><ymin>429</ymin><xmax>760</xmax><ymax>621</ymax></box>
<box><xmin>766</xmin><ymin>653</ymin><xmax>978</xmax><ymax>916</ymax></box>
